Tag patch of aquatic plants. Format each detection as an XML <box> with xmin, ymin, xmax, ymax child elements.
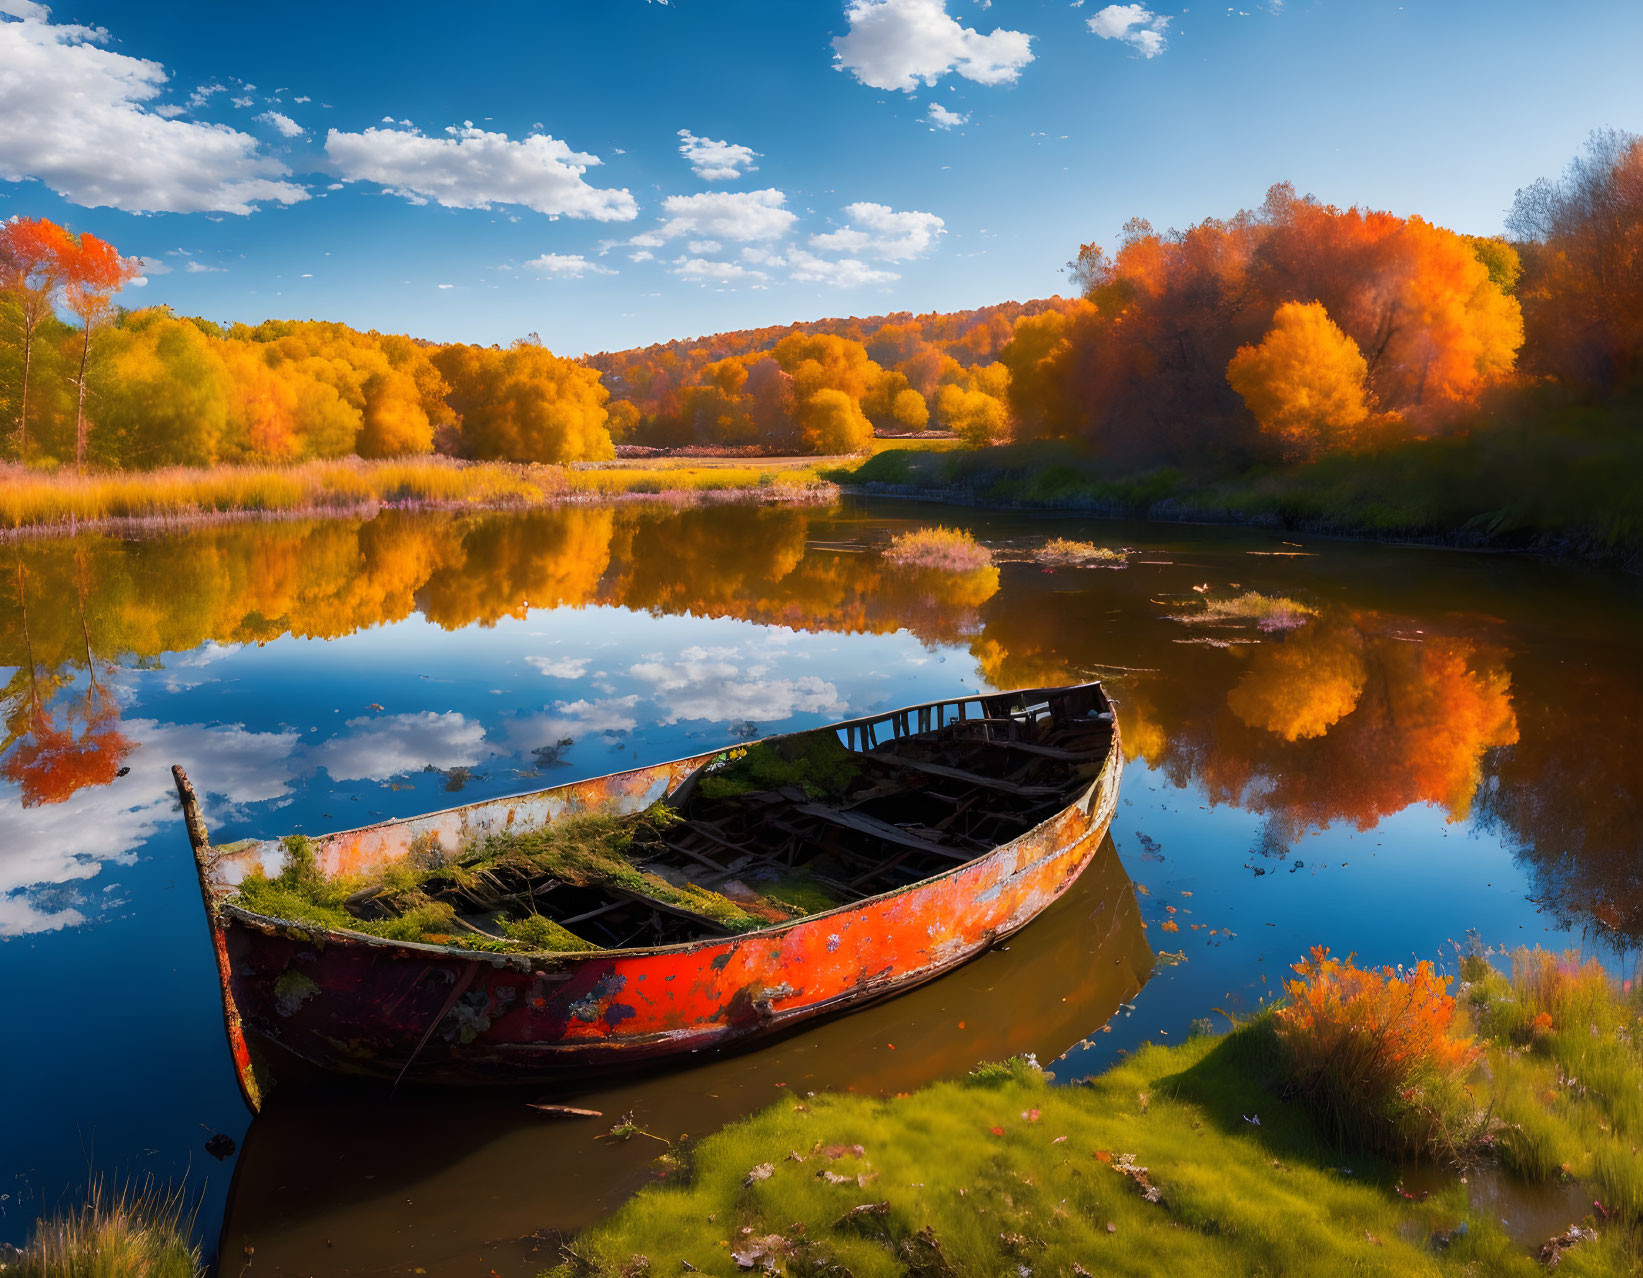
<box><xmin>1033</xmin><ymin>536</ymin><xmax>1128</xmax><ymax>566</ymax></box>
<box><xmin>1172</xmin><ymin>589</ymin><xmax>1317</xmax><ymax>632</ymax></box>
<box><xmin>882</xmin><ymin>524</ymin><xmax>994</xmax><ymax>573</ymax></box>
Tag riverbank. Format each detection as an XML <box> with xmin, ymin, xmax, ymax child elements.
<box><xmin>0</xmin><ymin>457</ymin><xmax>839</xmax><ymax>539</ymax></box>
<box><xmin>549</xmin><ymin>947</ymin><xmax>1640</xmax><ymax>1277</ymax></box>
<box><xmin>834</xmin><ymin>400</ymin><xmax>1643</xmax><ymax>568</ymax></box>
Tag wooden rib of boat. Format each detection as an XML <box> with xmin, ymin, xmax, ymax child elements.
<box><xmin>174</xmin><ymin>681</ymin><xmax>1122</xmax><ymax>1113</ymax></box>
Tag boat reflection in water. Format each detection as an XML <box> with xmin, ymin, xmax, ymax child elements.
<box><xmin>217</xmin><ymin>831</ymin><xmax>1153</xmax><ymax>1277</ymax></box>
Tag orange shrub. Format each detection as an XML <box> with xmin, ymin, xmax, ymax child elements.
<box><xmin>1277</xmin><ymin>947</ymin><xmax>1480</xmax><ymax>1157</ymax></box>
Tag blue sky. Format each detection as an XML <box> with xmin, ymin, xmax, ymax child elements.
<box><xmin>3</xmin><ymin>0</ymin><xmax>1640</xmax><ymax>352</ymax></box>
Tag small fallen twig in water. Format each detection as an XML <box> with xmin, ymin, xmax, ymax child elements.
<box><xmin>604</xmin><ymin>1111</ymin><xmax>672</xmax><ymax>1146</ymax></box>
<box><xmin>528</xmin><ymin>1103</ymin><xmax>604</xmax><ymax>1118</ymax></box>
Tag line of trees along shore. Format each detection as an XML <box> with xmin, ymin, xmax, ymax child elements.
<box><xmin>2</xmin><ymin>130</ymin><xmax>1639</xmax><ymax>475</ymax></box>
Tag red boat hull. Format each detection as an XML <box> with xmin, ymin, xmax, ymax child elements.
<box><xmin>179</xmin><ymin>684</ymin><xmax>1121</xmax><ymax>1105</ymax></box>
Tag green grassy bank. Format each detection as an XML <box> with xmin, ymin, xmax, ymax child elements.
<box><xmin>548</xmin><ymin>948</ymin><xmax>1643</xmax><ymax>1277</ymax></box>
<box><xmin>835</xmin><ymin>394</ymin><xmax>1643</xmax><ymax>563</ymax></box>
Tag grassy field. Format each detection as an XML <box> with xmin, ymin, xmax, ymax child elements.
<box><xmin>548</xmin><ymin>948</ymin><xmax>1641</xmax><ymax>1277</ymax></box>
<box><xmin>0</xmin><ymin>455</ymin><xmax>839</xmax><ymax>534</ymax></box>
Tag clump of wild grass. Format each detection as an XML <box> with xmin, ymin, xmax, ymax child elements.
<box><xmin>1173</xmin><ymin>590</ymin><xmax>1316</xmax><ymax>632</ymax></box>
<box><xmin>17</xmin><ymin>1179</ymin><xmax>201</xmax><ymax>1278</ymax></box>
<box><xmin>1034</xmin><ymin>537</ymin><xmax>1127</xmax><ymax>566</ymax></box>
<box><xmin>1276</xmin><ymin>947</ymin><xmax>1481</xmax><ymax>1161</ymax></box>
<box><xmin>883</xmin><ymin>525</ymin><xmax>993</xmax><ymax>572</ymax></box>
<box><xmin>1462</xmin><ymin>948</ymin><xmax>1643</xmax><ymax>1216</ymax></box>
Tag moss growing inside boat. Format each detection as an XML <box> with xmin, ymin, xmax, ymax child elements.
<box><xmin>698</xmin><ymin>733</ymin><xmax>859</xmax><ymax>802</ymax></box>
<box><xmin>757</xmin><ymin>871</ymin><xmax>846</xmax><ymax>917</ymax></box>
<box><xmin>230</xmin><ymin>810</ymin><xmax>786</xmax><ymax>949</ymax></box>
<box><xmin>475</xmin><ymin>812</ymin><xmax>764</xmax><ymax>933</ymax></box>
<box><xmin>500</xmin><ymin>913</ymin><xmax>602</xmax><ymax>953</ymax></box>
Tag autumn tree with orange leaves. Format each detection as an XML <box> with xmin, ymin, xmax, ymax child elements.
<box><xmin>0</xmin><ymin>216</ymin><xmax>71</xmax><ymax>461</ymax></box>
<box><xmin>1029</xmin><ymin>186</ymin><xmax>1524</xmax><ymax>468</ymax></box>
<box><xmin>1226</xmin><ymin>301</ymin><xmax>1372</xmax><ymax>459</ymax></box>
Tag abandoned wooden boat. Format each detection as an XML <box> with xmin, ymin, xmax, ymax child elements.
<box><xmin>175</xmin><ymin>681</ymin><xmax>1121</xmax><ymax>1111</ymax></box>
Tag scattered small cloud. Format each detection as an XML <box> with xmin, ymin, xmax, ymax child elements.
<box><xmin>787</xmin><ymin>248</ymin><xmax>900</xmax><ymax>287</ymax></box>
<box><xmin>670</xmin><ymin>256</ymin><xmax>765</xmax><ymax>283</ymax></box>
<box><xmin>1087</xmin><ymin>3</ymin><xmax>1172</xmax><ymax>56</ymax></box>
<box><xmin>927</xmin><ymin>101</ymin><xmax>970</xmax><ymax>129</ymax></box>
<box><xmin>833</xmin><ymin>0</ymin><xmax>1034</xmax><ymax>92</ymax></box>
<box><xmin>526</xmin><ymin>656</ymin><xmax>593</xmax><ymax>679</ymax></box>
<box><xmin>810</xmin><ymin>202</ymin><xmax>945</xmax><ymax>260</ymax></box>
<box><xmin>521</xmin><ymin>252</ymin><xmax>617</xmax><ymax>278</ymax></box>
<box><xmin>636</xmin><ymin>188</ymin><xmax>798</xmax><ymax>245</ymax></box>
<box><xmin>255</xmin><ymin>110</ymin><xmax>304</xmax><ymax>138</ymax></box>
<box><xmin>676</xmin><ymin>129</ymin><xmax>760</xmax><ymax>181</ymax></box>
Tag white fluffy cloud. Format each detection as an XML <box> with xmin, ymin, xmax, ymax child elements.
<box><xmin>833</xmin><ymin>0</ymin><xmax>1034</xmax><ymax>92</ymax></box>
<box><xmin>670</xmin><ymin>256</ymin><xmax>765</xmax><ymax>283</ymax></box>
<box><xmin>522</xmin><ymin>252</ymin><xmax>616</xmax><ymax>278</ymax></box>
<box><xmin>810</xmin><ymin>202</ymin><xmax>945</xmax><ymax>261</ymax></box>
<box><xmin>787</xmin><ymin>248</ymin><xmax>900</xmax><ymax>288</ymax></box>
<box><xmin>492</xmin><ymin>697</ymin><xmax>640</xmax><ymax>756</ymax></box>
<box><xmin>255</xmin><ymin>109</ymin><xmax>303</xmax><ymax>138</ymax></box>
<box><xmin>0</xmin><ymin>717</ymin><xmax>302</xmax><ymax>936</ymax></box>
<box><xmin>308</xmin><ymin>711</ymin><xmax>490</xmax><ymax>782</ymax></box>
<box><xmin>636</xmin><ymin>188</ymin><xmax>798</xmax><ymax>245</ymax></box>
<box><xmin>1087</xmin><ymin>3</ymin><xmax>1171</xmax><ymax>57</ymax></box>
<box><xmin>629</xmin><ymin>646</ymin><xmax>847</xmax><ymax>725</ymax></box>
<box><xmin>677</xmin><ymin>129</ymin><xmax>759</xmax><ymax>181</ymax></box>
<box><xmin>526</xmin><ymin>655</ymin><xmax>593</xmax><ymax>678</ymax></box>
<box><xmin>324</xmin><ymin>123</ymin><xmax>638</xmax><ymax>220</ymax></box>
<box><xmin>927</xmin><ymin>101</ymin><xmax>969</xmax><ymax>129</ymax></box>
<box><xmin>0</xmin><ymin>3</ymin><xmax>307</xmax><ymax>213</ymax></box>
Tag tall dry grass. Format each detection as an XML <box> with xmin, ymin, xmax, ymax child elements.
<box><xmin>16</xmin><ymin>1179</ymin><xmax>201</xmax><ymax>1278</ymax></box>
<box><xmin>0</xmin><ymin>458</ymin><xmax>838</xmax><ymax>534</ymax></box>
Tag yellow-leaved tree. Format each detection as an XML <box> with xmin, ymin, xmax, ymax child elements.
<box><xmin>1226</xmin><ymin>300</ymin><xmax>1371</xmax><ymax>459</ymax></box>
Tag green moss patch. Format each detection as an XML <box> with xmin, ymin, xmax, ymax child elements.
<box><xmin>698</xmin><ymin>735</ymin><xmax>860</xmax><ymax>803</ymax></box>
<box><xmin>229</xmin><ymin>801</ymin><xmax>845</xmax><ymax>954</ymax></box>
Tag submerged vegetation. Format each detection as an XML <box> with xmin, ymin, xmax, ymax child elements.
<box><xmin>1034</xmin><ymin>537</ymin><xmax>1127</xmax><ymax>566</ymax></box>
<box><xmin>548</xmin><ymin>947</ymin><xmax>1643</xmax><ymax>1276</ymax></box>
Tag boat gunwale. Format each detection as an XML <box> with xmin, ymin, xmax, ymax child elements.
<box><xmin>210</xmin><ymin>680</ymin><xmax>1118</xmax><ymax>964</ymax></box>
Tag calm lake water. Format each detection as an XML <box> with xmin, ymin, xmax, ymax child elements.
<box><xmin>3</xmin><ymin>496</ymin><xmax>1640</xmax><ymax>1274</ymax></box>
